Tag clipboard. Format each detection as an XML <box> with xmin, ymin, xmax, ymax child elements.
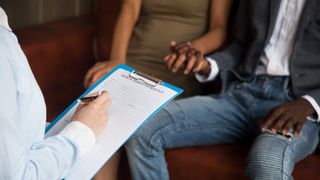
<box><xmin>45</xmin><ymin>64</ymin><xmax>183</xmax><ymax>179</ymax></box>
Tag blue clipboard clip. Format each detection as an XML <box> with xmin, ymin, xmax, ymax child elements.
<box><xmin>129</xmin><ymin>70</ymin><xmax>162</xmax><ymax>87</ymax></box>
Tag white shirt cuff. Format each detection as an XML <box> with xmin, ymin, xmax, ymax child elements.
<box><xmin>59</xmin><ymin>121</ymin><xmax>96</xmax><ymax>157</ymax></box>
<box><xmin>302</xmin><ymin>95</ymin><xmax>320</xmax><ymax>122</ymax></box>
<box><xmin>195</xmin><ymin>57</ymin><xmax>219</xmax><ymax>82</ymax></box>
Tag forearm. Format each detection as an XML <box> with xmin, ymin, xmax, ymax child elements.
<box><xmin>109</xmin><ymin>0</ymin><xmax>141</xmax><ymax>63</ymax></box>
<box><xmin>0</xmin><ymin>121</ymin><xmax>96</xmax><ymax>179</ymax></box>
<box><xmin>191</xmin><ymin>26</ymin><xmax>228</xmax><ymax>55</ymax></box>
<box><xmin>191</xmin><ymin>0</ymin><xmax>232</xmax><ymax>55</ymax></box>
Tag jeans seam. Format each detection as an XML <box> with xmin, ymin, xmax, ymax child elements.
<box><xmin>255</xmin><ymin>134</ymin><xmax>293</xmax><ymax>179</ymax></box>
<box><xmin>260</xmin><ymin>134</ymin><xmax>292</xmax><ymax>179</ymax></box>
<box><xmin>281</xmin><ymin>140</ymin><xmax>292</xmax><ymax>180</ymax></box>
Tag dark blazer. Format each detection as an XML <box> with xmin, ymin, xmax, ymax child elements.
<box><xmin>209</xmin><ymin>0</ymin><xmax>320</xmax><ymax>104</ymax></box>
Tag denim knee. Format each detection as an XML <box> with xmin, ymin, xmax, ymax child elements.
<box><xmin>246</xmin><ymin>133</ymin><xmax>294</xmax><ymax>180</ymax></box>
<box><xmin>125</xmin><ymin>121</ymin><xmax>160</xmax><ymax>155</ymax></box>
<box><xmin>125</xmin><ymin>105</ymin><xmax>176</xmax><ymax>155</ymax></box>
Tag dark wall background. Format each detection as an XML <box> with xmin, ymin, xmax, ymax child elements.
<box><xmin>0</xmin><ymin>0</ymin><xmax>94</xmax><ymax>29</ymax></box>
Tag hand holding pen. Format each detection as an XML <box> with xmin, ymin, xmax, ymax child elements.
<box><xmin>72</xmin><ymin>91</ymin><xmax>112</xmax><ymax>137</ymax></box>
<box><xmin>78</xmin><ymin>92</ymin><xmax>101</xmax><ymax>104</ymax></box>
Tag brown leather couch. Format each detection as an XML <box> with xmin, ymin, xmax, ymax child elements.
<box><xmin>15</xmin><ymin>16</ymin><xmax>95</xmax><ymax>121</ymax></box>
<box><xmin>16</xmin><ymin>0</ymin><xmax>320</xmax><ymax>179</ymax></box>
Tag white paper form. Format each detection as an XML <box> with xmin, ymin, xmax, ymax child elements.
<box><xmin>45</xmin><ymin>65</ymin><xmax>182</xmax><ymax>179</ymax></box>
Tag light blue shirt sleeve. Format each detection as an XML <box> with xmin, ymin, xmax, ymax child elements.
<box><xmin>0</xmin><ymin>25</ymin><xmax>95</xmax><ymax>179</ymax></box>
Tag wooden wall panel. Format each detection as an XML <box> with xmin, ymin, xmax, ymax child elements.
<box><xmin>43</xmin><ymin>0</ymin><xmax>75</xmax><ymax>22</ymax></box>
<box><xmin>0</xmin><ymin>0</ymin><xmax>94</xmax><ymax>29</ymax></box>
<box><xmin>79</xmin><ymin>0</ymin><xmax>93</xmax><ymax>16</ymax></box>
<box><xmin>1</xmin><ymin>0</ymin><xmax>40</xmax><ymax>28</ymax></box>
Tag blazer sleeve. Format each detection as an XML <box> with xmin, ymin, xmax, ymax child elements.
<box><xmin>206</xmin><ymin>0</ymin><xmax>251</xmax><ymax>71</ymax></box>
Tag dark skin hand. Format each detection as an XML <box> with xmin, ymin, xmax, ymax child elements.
<box><xmin>260</xmin><ymin>98</ymin><xmax>315</xmax><ymax>137</ymax></box>
<box><xmin>164</xmin><ymin>41</ymin><xmax>211</xmax><ymax>76</ymax></box>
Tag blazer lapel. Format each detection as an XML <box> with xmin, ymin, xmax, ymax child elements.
<box><xmin>264</xmin><ymin>0</ymin><xmax>281</xmax><ymax>46</ymax></box>
<box><xmin>294</xmin><ymin>0</ymin><xmax>317</xmax><ymax>42</ymax></box>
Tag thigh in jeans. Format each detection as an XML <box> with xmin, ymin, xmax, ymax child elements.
<box><xmin>126</xmin><ymin>94</ymin><xmax>252</xmax><ymax>153</ymax></box>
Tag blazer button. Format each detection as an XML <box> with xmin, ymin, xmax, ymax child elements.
<box><xmin>293</xmin><ymin>73</ymin><xmax>303</xmax><ymax>78</ymax></box>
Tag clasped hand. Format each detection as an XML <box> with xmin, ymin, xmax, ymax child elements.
<box><xmin>164</xmin><ymin>41</ymin><xmax>211</xmax><ymax>75</ymax></box>
<box><xmin>260</xmin><ymin>98</ymin><xmax>315</xmax><ymax>137</ymax></box>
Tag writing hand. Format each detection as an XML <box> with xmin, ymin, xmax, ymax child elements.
<box><xmin>73</xmin><ymin>91</ymin><xmax>112</xmax><ymax>138</ymax></box>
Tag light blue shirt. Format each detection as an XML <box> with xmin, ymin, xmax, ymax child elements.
<box><xmin>0</xmin><ymin>24</ymin><xmax>96</xmax><ymax>179</ymax></box>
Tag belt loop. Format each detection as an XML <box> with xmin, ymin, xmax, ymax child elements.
<box><xmin>282</xmin><ymin>77</ymin><xmax>290</xmax><ymax>90</ymax></box>
<box><xmin>253</xmin><ymin>75</ymin><xmax>258</xmax><ymax>84</ymax></box>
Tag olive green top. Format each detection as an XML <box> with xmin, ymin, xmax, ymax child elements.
<box><xmin>127</xmin><ymin>0</ymin><xmax>210</xmax><ymax>97</ymax></box>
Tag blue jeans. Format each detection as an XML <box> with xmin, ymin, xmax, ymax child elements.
<box><xmin>125</xmin><ymin>76</ymin><xmax>320</xmax><ymax>180</ymax></box>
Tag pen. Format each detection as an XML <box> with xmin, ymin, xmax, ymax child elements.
<box><xmin>78</xmin><ymin>93</ymin><xmax>99</xmax><ymax>104</ymax></box>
